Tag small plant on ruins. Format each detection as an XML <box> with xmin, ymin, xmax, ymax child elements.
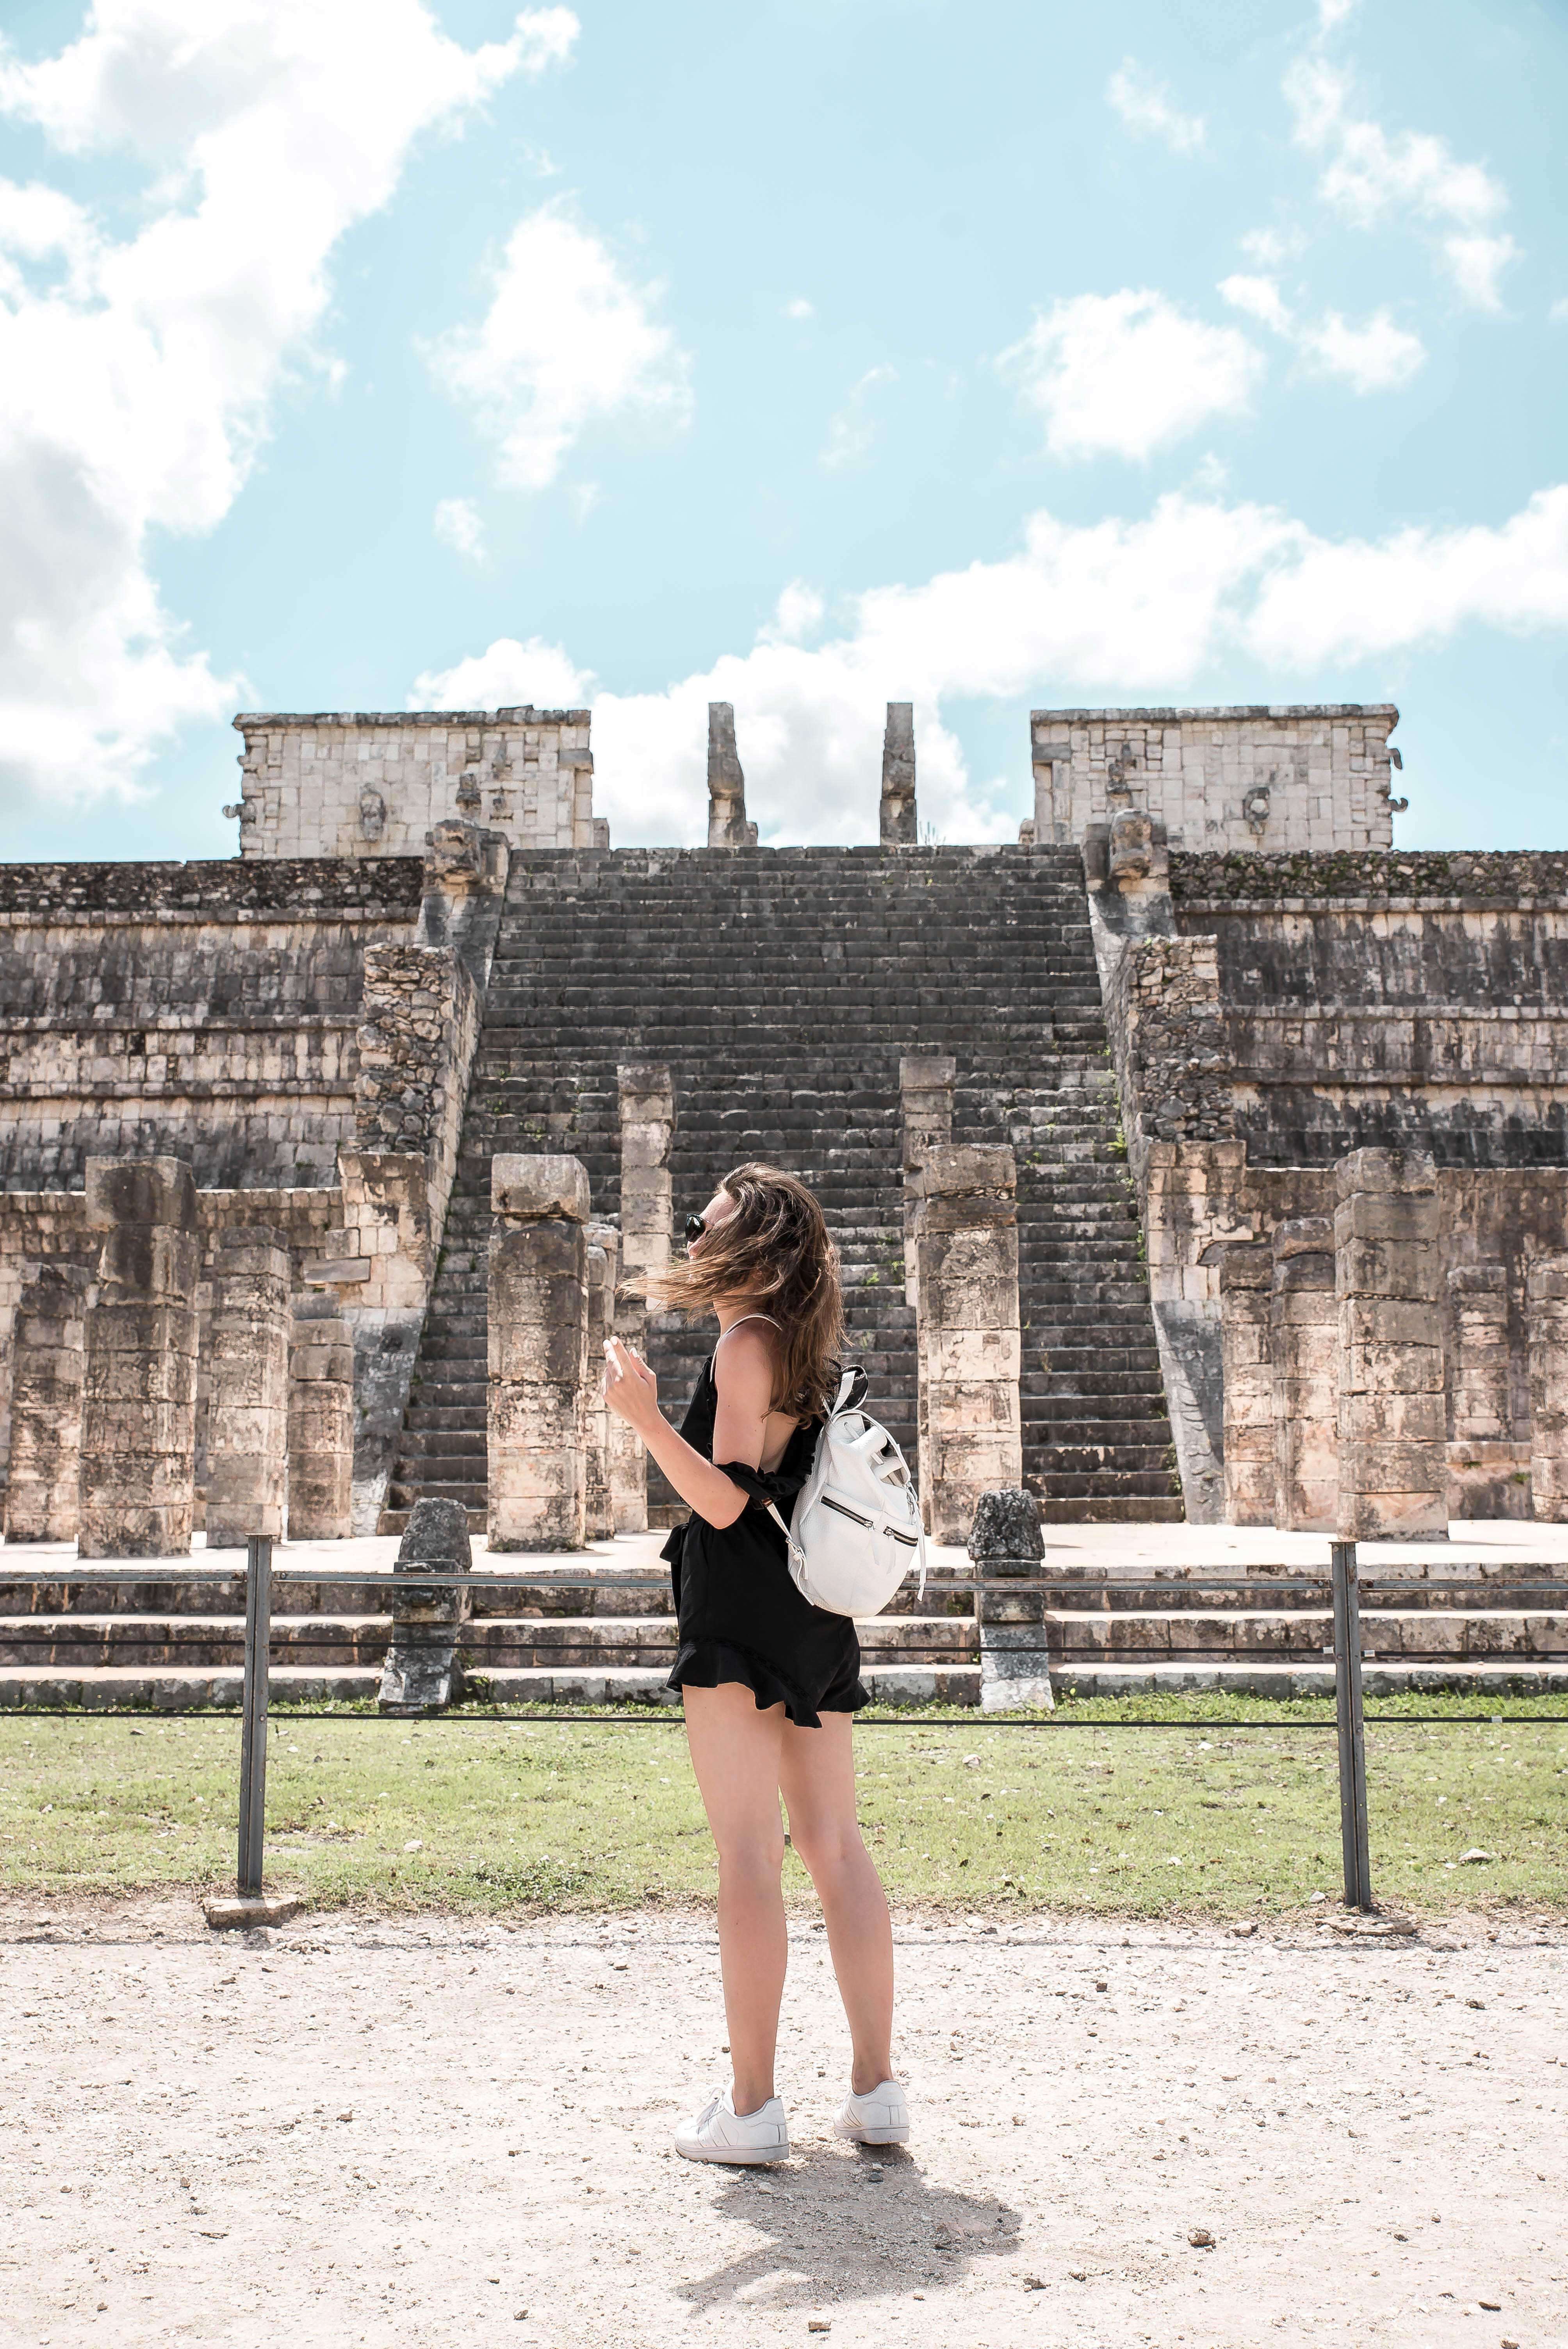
<box><xmin>1110</xmin><ymin>1124</ymin><xmax>1128</xmax><ymax>1160</ymax></box>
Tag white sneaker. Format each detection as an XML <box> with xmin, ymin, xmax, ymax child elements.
<box><xmin>836</xmin><ymin>2078</ymin><xmax>909</xmax><ymax>2146</ymax></box>
<box><xmin>674</xmin><ymin>2087</ymin><xmax>790</xmax><ymax>2165</ymax></box>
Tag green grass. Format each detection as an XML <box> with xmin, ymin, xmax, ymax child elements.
<box><xmin>4</xmin><ymin>1693</ymin><xmax>1566</xmax><ymax>1918</ymax></box>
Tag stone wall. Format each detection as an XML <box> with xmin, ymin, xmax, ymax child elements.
<box><xmin>1032</xmin><ymin>706</ymin><xmax>1401</xmax><ymax>853</ymax></box>
<box><xmin>232</xmin><ymin>709</ymin><xmax>604</xmax><ymax>860</ymax></box>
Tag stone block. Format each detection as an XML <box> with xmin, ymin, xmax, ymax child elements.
<box><xmin>1334</xmin><ymin>1147</ymin><xmax>1437</xmax><ymax>1202</ymax></box>
<box><xmin>85</xmin><ymin>1156</ymin><xmax>198</xmax><ymax>1232</ymax></box>
<box><xmin>1334</xmin><ymin>1237</ymin><xmax>1441</xmax><ymax>1300</ymax></box>
<box><xmin>492</xmin><ymin>1154</ymin><xmax>591</xmax><ymax>1223</ymax></box>
<box><xmin>1528</xmin><ymin>1252</ymin><xmax>1568</xmax><ymax>1523</ymax></box>
<box><xmin>380</xmin><ymin>1497</ymin><xmax>472</xmax><ymax>1712</ymax></box>
<box><xmin>3</xmin><ymin>1262</ymin><xmax>89</xmax><ymax>1543</ymax></box>
<box><xmin>968</xmin><ymin>1486</ymin><xmax>1044</xmax><ymax>1561</ymax></box>
<box><xmin>289</xmin><ymin>1311</ymin><xmax>353</xmax><ymax>1540</ymax></box>
<box><xmin>1332</xmin><ymin>1192</ymin><xmax>1441</xmax><ymax>1247</ymax></box>
<box><xmin>488</xmin><ymin>1156</ymin><xmax>591</xmax><ymax>1550</ymax></box>
<box><xmin>98</xmin><ymin>1226</ymin><xmax>203</xmax><ymax>1301</ymax></box>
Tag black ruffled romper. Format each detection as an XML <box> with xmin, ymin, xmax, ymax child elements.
<box><xmin>661</xmin><ymin>1353</ymin><xmax>869</xmax><ymax>1729</ymax></box>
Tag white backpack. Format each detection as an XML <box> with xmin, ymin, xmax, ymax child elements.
<box><xmin>766</xmin><ymin>1368</ymin><xmax>927</xmax><ymax>1618</ymax></box>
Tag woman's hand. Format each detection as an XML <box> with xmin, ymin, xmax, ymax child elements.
<box><xmin>602</xmin><ymin>1336</ymin><xmax>662</xmax><ymax>1433</ymax></box>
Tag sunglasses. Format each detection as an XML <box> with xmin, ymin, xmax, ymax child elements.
<box><xmin>684</xmin><ymin>1212</ymin><xmax>706</xmax><ymax>1244</ymax></box>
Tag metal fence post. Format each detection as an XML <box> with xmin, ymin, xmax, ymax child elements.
<box><xmin>238</xmin><ymin>1532</ymin><xmax>272</xmax><ymax>1896</ymax></box>
<box><xmin>1330</xmin><ymin>1539</ymin><xmax>1372</xmax><ymax>1911</ymax></box>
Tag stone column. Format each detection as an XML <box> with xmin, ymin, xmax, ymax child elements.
<box><xmin>1270</xmin><ymin>1216</ymin><xmax>1337</xmax><ymax>1533</ymax></box>
<box><xmin>1220</xmin><ymin>1241</ymin><xmax>1274</xmax><ymax>1526</ymax></box>
<box><xmin>971</xmin><ymin>1486</ymin><xmax>1053</xmax><ymax>1713</ymax></box>
<box><xmin>1447</xmin><ymin>1264</ymin><xmax>1522</xmax><ymax>1519</ymax></box>
<box><xmin>880</xmin><ymin>702</ymin><xmax>917</xmax><ymax>846</ymax></box>
<box><xmin>379</xmin><ymin>1496</ymin><xmax>473</xmax><ymax>1713</ymax></box>
<box><xmin>912</xmin><ymin>1144</ymin><xmax>1021</xmax><ymax>1542</ymax></box>
<box><xmin>1527</xmin><ymin>1255</ymin><xmax>1568</xmax><ymax>1524</ymax></box>
<box><xmin>287</xmin><ymin>1303</ymin><xmax>354</xmax><ymax>1540</ymax></box>
<box><xmin>707</xmin><ymin>702</ymin><xmax>757</xmax><ymax>847</ymax></box>
<box><xmin>78</xmin><ymin>1157</ymin><xmax>201</xmax><ymax>1559</ymax></box>
<box><xmin>584</xmin><ymin>1221</ymin><xmax>618</xmax><ymax>1542</ymax></box>
<box><xmin>203</xmin><ymin>1227</ymin><xmax>291</xmax><ymax>1549</ymax></box>
<box><xmin>3</xmin><ymin>1262</ymin><xmax>89</xmax><ymax>1542</ymax></box>
<box><xmin>1335</xmin><ymin>1148</ymin><xmax>1447</xmax><ymax>1540</ymax></box>
<box><xmin>899</xmin><ymin>1052</ymin><xmax>955</xmax><ymax>1314</ymax></box>
<box><xmin>488</xmin><ymin>1154</ymin><xmax>591</xmax><ymax>1551</ymax></box>
<box><xmin>618</xmin><ymin>1063</ymin><xmax>675</xmax><ymax>1281</ymax></box>
<box><xmin>608</xmin><ymin>1271</ymin><xmax>649</xmax><ymax>1534</ymax></box>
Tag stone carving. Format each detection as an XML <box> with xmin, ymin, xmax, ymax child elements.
<box><xmin>1527</xmin><ymin>1256</ymin><xmax>1568</xmax><ymax>1524</ymax></box>
<box><xmin>618</xmin><ymin>1063</ymin><xmax>675</xmax><ymax>1280</ymax></box>
<box><xmin>899</xmin><ymin>1052</ymin><xmax>955</xmax><ymax>1313</ymax></box>
<box><xmin>488</xmin><ymin>1153</ymin><xmax>591</xmax><ymax>1550</ymax></box>
<box><xmin>910</xmin><ymin>1144</ymin><xmax>1022</xmax><ymax>1542</ymax></box>
<box><xmin>880</xmin><ymin>703</ymin><xmax>917</xmax><ymax>846</ymax></box>
<box><xmin>1335</xmin><ymin>1148</ymin><xmax>1447</xmax><ymax>1540</ymax></box>
<box><xmin>608</xmin><ymin>1262</ymin><xmax>649</xmax><ymax>1535</ymax></box>
<box><xmin>3</xmin><ymin>1262</ymin><xmax>89</xmax><ymax>1541</ymax></box>
<box><xmin>1270</xmin><ymin>1217</ymin><xmax>1337</xmax><ymax>1533</ymax></box>
<box><xmin>203</xmin><ymin>1226</ymin><xmax>290</xmax><ymax>1549</ymax></box>
<box><xmin>1219</xmin><ymin>1242</ymin><xmax>1274</xmax><ymax>1526</ymax></box>
<box><xmin>1446</xmin><ymin>1263</ymin><xmax>1526</xmax><ymax>1519</ymax></box>
<box><xmin>707</xmin><ymin>703</ymin><xmax>757</xmax><ymax>848</ymax></box>
<box><xmin>78</xmin><ymin>1157</ymin><xmax>201</xmax><ymax>1558</ymax></box>
<box><xmin>970</xmin><ymin>1485</ymin><xmax>1052</xmax><ymax>1713</ymax></box>
<box><xmin>378</xmin><ymin>1496</ymin><xmax>473</xmax><ymax>1712</ymax></box>
<box><xmin>288</xmin><ymin>1304</ymin><xmax>354</xmax><ymax>1539</ymax></box>
<box><xmin>584</xmin><ymin>1222</ymin><xmax>618</xmax><ymax>1542</ymax></box>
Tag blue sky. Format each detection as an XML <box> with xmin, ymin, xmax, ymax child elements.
<box><xmin>1</xmin><ymin>0</ymin><xmax>1565</xmax><ymax>859</ymax></box>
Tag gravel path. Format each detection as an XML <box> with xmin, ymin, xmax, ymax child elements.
<box><xmin>2</xmin><ymin>1897</ymin><xmax>1563</xmax><ymax>2347</ymax></box>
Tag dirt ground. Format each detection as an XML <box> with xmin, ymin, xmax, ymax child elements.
<box><xmin>2</xmin><ymin>1898</ymin><xmax>1563</xmax><ymax>2349</ymax></box>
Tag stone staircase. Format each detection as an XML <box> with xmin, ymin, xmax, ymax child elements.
<box><xmin>381</xmin><ymin>845</ymin><xmax>1182</xmax><ymax>1534</ymax></box>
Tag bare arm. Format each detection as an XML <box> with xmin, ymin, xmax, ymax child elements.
<box><xmin>602</xmin><ymin>1326</ymin><xmax>775</xmax><ymax>1528</ymax></box>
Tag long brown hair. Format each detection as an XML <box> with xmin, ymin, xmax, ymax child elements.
<box><xmin>639</xmin><ymin>1162</ymin><xmax>845</xmax><ymax>1419</ymax></box>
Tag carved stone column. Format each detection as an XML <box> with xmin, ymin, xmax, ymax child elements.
<box><xmin>618</xmin><ymin>1063</ymin><xmax>675</xmax><ymax>1281</ymax></box>
<box><xmin>288</xmin><ymin>1303</ymin><xmax>354</xmax><ymax>1540</ymax></box>
<box><xmin>707</xmin><ymin>702</ymin><xmax>757</xmax><ymax>847</ymax></box>
<box><xmin>1335</xmin><ymin>1148</ymin><xmax>1447</xmax><ymax>1540</ymax></box>
<box><xmin>379</xmin><ymin>1496</ymin><xmax>473</xmax><ymax>1713</ymax></box>
<box><xmin>488</xmin><ymin>1154</ymin><xmax>591</xmax><ymax>1551</ymax></box>
<box><xmin>899</xmin><ymin>1052</ymin><xmax>955</xmax><ymax>1317</ymax></box>
<box><xmin>1447</xmin><ymin>1263</ymin><xmax>1524</xmax><ymax>1519</ymax></box>
<box><xmin>609</xmin><ymin>1261</ymin><xmax>649</xmax><ymax>1536</ymax></box>
<box><xmin>3</xmin><ymin>1262</ymin><xmax>89</xmax><ymax>1541</ymax></box>
<box><xmin>880</xmin><ymin>702</ymin><xmax>917</xmax><ymax>846</ymax></box>
<box><xmin>78</xmin><ymin>1158</ymin><xmax>201</xmax><ymax>1559</ymax></box>
<box><xmin>1270</xmin><ymin>1216</ymin><xmax>1337</xmax><ymax>1533</ymax></box>
<box><xmin>1527</xmin><ymin>1255</ymin><xmax>1568</xmax><ymax>1524</ymax></box>
<box><xmin>911</xmin><ymin>1144</ymin><xmax>1021</xmax><ymax>1541</ymax></box>
<box><xmin>585</xmin><ymin>1221</ymin><xmax>619</xmax><ymax>1542</ymax></box>
<box><xmin>204</xmin><ymin>1227</ymin><xmax>291</xmax><ymax>1549</ymax></box>
<box><xmin>971</xmin><ymin>1485</ymin><xmax>1053</xmax><ymax>1713</ymax></box>
<box><xmin>1220</xmin><ymin>1241</ymin><xmax>1274</xmax><ymax>1526</ymax></box>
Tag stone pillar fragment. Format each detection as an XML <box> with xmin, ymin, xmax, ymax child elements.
<box><xmin>971</xmin><ymin>1486</ymin><xmax>1054</xmax><ymax>1713</ymax></box>
<box><xmin>1220</xmin><ymin>1242</ymin><xmax>1274</xmax><ymax>1526</ymax></box>
<box><xmin>912</xmin><ymin>1144</ymin><xmax>1022</xmax><ymax>1542</ymax></box>
<box><xmin>1270</xmin><ymin>1217</ymin><xmax>1337</xmax><ymax>1533</ymax></box>
<box><xmin>618</xmin><ymin>1063</ymin><xmax>675</xmax><ymax>1281</ymax></box>
<box><xmin>899</xmin><ymin>1053</ymin><xmax>955</xmax><ymax>1314</ymax></box>
<box><xmin>78</xmin><ymin>1157</ymin><xmax>200</xmax><ymax>1559</ymax></box>
<box><xmin>1447</xmin><ymin>1263</ymin><xmax>1525</xmax><ymax>1518</ymax></box>
<box><xmin>880</xmin><ymin>702</ymin><xmax>917</xmax><ymax>846</ymax></box>
<box><xmin>1528</xmin><ymin>1255</ymin><xmax>1568</xmax><ymax>1524</ymax></box>
<box><xmin>706</xmin><ymin>702</ymin><xmax>757</xmax><ymax>847</ymax></box>
<box><xmin>488</xmin><ymin>1154</ymin><xmax>591</xmax><ymax>1551</ymax></box>
<box><xmin>1335</xmin><ymin>1148</ymin><xmax>1447</xmax><ymax>1540</ymax></box>
<box><xmin>379</xmin><ymin>1496</ymin><xmax>472</xmax><ymax>1713</ymax></box>
<box><xmin>203</xmin><ymin>1227</ymin><xmax>291</xmax><ymax>1548</ymax></box>
<box><xmin>584</xmin><ymin>1222</ymin><xmax>618</xmax><ymax>1542</ymax></box>
<box><xmin>288</xmin><ymin>1303</ymin><xmax>354</xmax><ymax>1539</ymax></box>
<box><xmin>4</xmin><ymin>1262</ymin><xmax>90</xmax><ymax>1541</ymax></box>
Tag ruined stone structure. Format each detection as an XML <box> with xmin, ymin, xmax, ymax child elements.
<box><xmin>910</xmin><ymin>1144</ymin><xmax>1022</xmax><ymax>1542</ymax></box>
<box><xmin>3</xmin><ymin>1262</ymin><xmax>88</xmax><ymax>1541</ymax></box>
<box><xmin>77</xmin><ymin>1158</ymin><xmax>201</xmax><ymax>1559</ymax></box>
<box><xmin>706</xmin><ymin>703</ymin><xmax>757</xmax><ymax>849</ymax></box>
<box><xmin>487</xmin><ymin>1155</ymin><xmax>591</xmax><ymax>1550</ymax></box>
<box><xmin>287</xmin><ymin>1305</ymin><xmax>355</xmax><ymax>1540</ymax></box>
<box><xmin>203</xmin><ymin>1226</ymin><xmax>291</xmax><ymax>1548</ymax></box>
<box><xmin>880</xmin><ymin>703</ymin><xmax>918</xmax><ymax>847</ymax></box>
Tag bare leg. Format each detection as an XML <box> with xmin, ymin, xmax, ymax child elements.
<box><xmin>682</xmin><ymin>1683</ymin><xmax>789</xmax><ymax>2114</ymax></box>
<box><xmin>779</xmin><ymin>1713</ymin><xmax>895</xmax><ymax>2093</ymax></box>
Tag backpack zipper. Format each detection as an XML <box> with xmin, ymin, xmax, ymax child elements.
<box><xmin>819</xmin><ymin>1492</ymin><xmax>873</xmax><ymax>1528</ymax></box>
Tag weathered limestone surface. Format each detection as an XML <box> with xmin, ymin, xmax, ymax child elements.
<box><xmin>379</xmin><ymin>1497</ymin><xmax>473</xmax><ymax>1713</ymax></box>
<box><xmin>1335</xmin><ymin>1148</ymin><xmax>1447</xmax><ymax>1540</ymax></box>
<box><xmin>232</xmin><ymin>709</ymin><xmax>603</xmax><ymax>859</ymax></box>
<box><xmin>912</xmin><ymin>1145</ymin><xmax>1021</xmax><ymax>1542</ymax></box>
<box><xmin>584</xmin><ymin>1223</ymin><xmax>618</xmax><ymax>1542</ymax></box>
<box><xmin>971</xmin><ymin>1485</ymin><xmax>1052</xmax><ymax>1713</ymax></box>
<box><xmin>488</xmin><ymin>1155</ymin><xmax>591</xmax><ymax>1551</ymax></box>
<box><xmin>1033</xmin><ymin>705</ymin><xmax>1401</xmax><ymax>852</ymax></box>
<box><xmin>203</xmin><ymin>1227</ymin><xmax>290</xmax><ymax>1548</ymax></box>
<box><xmin>880</xmin><ymin>703</ymin><xmax>917</xmax><ymax>847</ymax></box>
<box><xmin>3</xmin><ymin>1262</ymin><xmax>89</xmax><ymax>1540</ymax></box>
<box><xmin>78</xmin><ymin>1158</ymin><xmax>201</xmax><ymax>1559</ymax></box>
<box><xmin>899</xmin><ymin>1052</ymin><xmax>955</xmax><ymax>1315</ymax></box>
<box><xmin>618</xmin><ymin>1064</ymin><xmax>675</xmax><ymax>1281</ymax></box>
<box><xmin>1270</xmin><ymin>1216</ymin><xmax>1337</xmax><ymax>1534</ymax></box>
<box><xmin>1220</xmin><ymin>1242</ymin><xmax>1275</xmax><ymax>1527</ymax></box>
<box><xmin>288</xmin><ymin>1304</ymin><xmax>354</xmax><ymax>1540</ymax></box>
<box><xmin>706</xmin><ymin>703</ymin><xmax>758</xmax><ymax>848</ymax></box>
<box><xmin>608</xmin><ymin>1258</ymin><xmax>649</xmax><ymax>1536</ymax></box>
<box><xmin>1446</xmin><ymin>1264</ymin><xmax>1527</xmax><ymax>1518</ymax></box>
<box><xmin>1527</xmin><ymin>1256</ymin><xmax>1568</xmax><ymax>1524</ymax></box>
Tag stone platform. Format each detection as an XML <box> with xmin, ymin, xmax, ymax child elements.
<box><xmin>3</xmin><ymin>1521</ymin><xmax>1566</xmax><ymax>1709</ymax></box>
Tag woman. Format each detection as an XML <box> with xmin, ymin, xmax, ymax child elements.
<box><xmin>603</xmin><ymin>1161</ymin><xmax>908</xmax><ymax>2166</ymax></box>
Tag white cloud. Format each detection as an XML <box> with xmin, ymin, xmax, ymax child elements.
<box><xmin>1106</xmin><ymin>61</ymin><xmax>1205</xmax><ymax>156</ymax></box>
<box><xmin>1219</xmin><ymin>273</ymin><xmax>1425</xmax><ymax>392</ymax></box>
<box><xmin>0</xmin><ymin>0</ymin><xmax>575</xmax><ymax>809</ymax></box>
<box><xmin>759</xmin><ymin>581</ymin><xmax>826</xmax><ymax>645</ymax></box>
<box><xmin>420</xmin><ymin>483</ymin><xmax>1568</xmax><ymax>846</ymax></box>
<box><xmin>426</xmin><ymin>202</ymin><xmax>691</xmax><ymax>493</ymax></box>
<box><xmin>1552</xmin><ymin>298</ymin><xmax>1568</xmax><ymax>325</ymax></box>
<box><xmin>1284</xmin><ymin>55</ymin><xmax>1517</xmax><ymax>306</ymax></box>
<box><xmin>1317</xmin><ymin>0</ymin><xmax>1358</xmax><ymax>27</ymax></box>
<box><xmin>783</xmin><ymin>296</ymin><xmax>814</xmax><ymax>321</ymax></box>
<box><xmin>1000</xmin><ymin>291</ymin><xmax>1263</xmax><ymax>463</ymax></box>
<box><xmin>433</xmin><ymin>495</ymin><xmax>486</xmax><ymax>560</ymax></box>
<box><xmin>1240</xmin><ymin>228</ymin><xmax>1306</xmax><ymax>267</ymax></box>
<box><xmin>820</xmin><ymin>365</ymin><xmax>897</xmax><ymax>471</ymax></box>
